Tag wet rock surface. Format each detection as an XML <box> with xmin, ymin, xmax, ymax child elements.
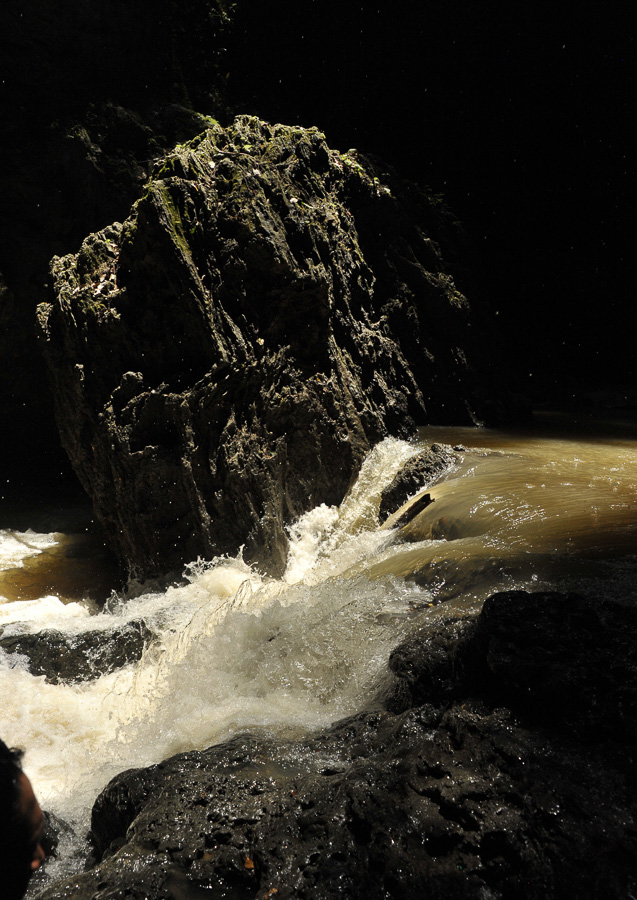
<box><xmin>36</xmin><ymin>591</ymin><xmax>637</xmax><ymax>899</ymax></box>
<box><xmin>475</xmin><ymin>590</ymin><xmax>637</xmax><ymax>740</ymax></box>
<box><xmin>38</xmin><ymin>115</ymin><xmax>515</xmax><ymax>580</ymax></box>
<box><xmin>0</xmin><ymin>620</ymin><xmax>153</xmax><ymax>683</ymax></box>
<box><xmin>379</xmin><ymin>442</ymin><xmax>461</xmax><ymax>523</ymax></box>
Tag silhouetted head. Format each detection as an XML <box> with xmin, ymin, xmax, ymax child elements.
<box><xmin>0</xmin><ymin>740</ymin><xmax>45</xmax><ymax>899</ymax></box>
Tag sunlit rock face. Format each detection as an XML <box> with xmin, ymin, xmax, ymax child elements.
<box><xmin>38</xmin><ymin>115</ymin><xmax>512</xmax><ymax>579</ymax></box>
<box><xmin>0</xmin><ymin>1</ymin><xmax>235</xmax><ymax>477</ymax></box>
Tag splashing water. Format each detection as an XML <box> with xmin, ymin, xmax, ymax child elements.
<box><xmin>1</xmin><ymin>414</ymin><xmax>637</xmax><ymax>888</ymax></box>
<box><xmin>0</xmin><ymin>438</ymin><xmax>423</xmax><ymax>829</ymax></box>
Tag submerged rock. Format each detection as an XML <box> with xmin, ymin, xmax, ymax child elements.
<box><xmin>38</xmin><ymin>116</ymin><xmax>516</xmax><ymax>580</ymax></box>
<box><xmin>0</xmin><ymin>620</ymin><xmax>152</xmax><ymax>683</ymax></box>
<box><xmin>379</xmin><ymin>441</ymin><xmax>461</xmax><ymax>523</ymax></box>
<box><xmin>35</xmin><ymin>591</ymin><xmax>637</xmax><ymax>900</ymax></box>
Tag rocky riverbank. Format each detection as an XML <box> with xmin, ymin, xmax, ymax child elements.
<box><xmin>34</xmin><ymin>589</ymin><xmax>637</xmax><ymax>899</ymax></box>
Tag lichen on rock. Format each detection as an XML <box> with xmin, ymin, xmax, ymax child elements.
<box><xmin>38</xmin><ymin>115</ymin><xmax>515</xmax><ymax>580</ymax></box>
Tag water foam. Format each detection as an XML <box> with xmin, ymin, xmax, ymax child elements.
<box><xmin>2</xmin><ymin>421</ymin><xmax>636</xmax><ymax>883</ymax></box>
<box><xmin>0</xmin><ymin>440</ymin><xmax>421</xmax><ymax>831</ymax></box>
<box><xmin>0</xmin><ymin>529</ymin><xmax>58</xmax><ymax>574</ymax></box>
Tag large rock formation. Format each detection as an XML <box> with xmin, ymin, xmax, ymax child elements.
<box><xmin>38</xmin><ymin>115</ymin><xmax>518</xmax><ymax>579</ymax></box>
<box><xmin>0</xmin><ymin>0</ymin><xmax>234</xmax><ymax>480</ymax></box>
<box><xmin>35</xmin><ymin>591</ymin><xmax>637</xmax><ymax>899</ymax></box>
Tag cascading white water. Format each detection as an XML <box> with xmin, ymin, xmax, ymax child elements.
<box><xmin>1</xmin><ymin>412</ymin><xmax>637</xmax><ymax>889</ymax></box>
<box><xmin>0</xmin><ymin>439</ymin><xmax>421</xmax><ymax>826</ymax></box>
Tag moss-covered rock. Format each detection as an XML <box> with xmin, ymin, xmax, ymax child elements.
<box><xmin>39</xmin><ymin>116</ymin><xmax>519</xmax><ymax>579</ymax></box>
<box><xmin>0</xmin><ymin>0</ymin><xmax>235</xmax><ymax>481</ymax></box>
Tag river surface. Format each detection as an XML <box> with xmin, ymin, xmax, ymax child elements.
<box><xmin>1</xmin><ymin>410</ymin><xmax>637</xmax><ymax>890</ymax></box>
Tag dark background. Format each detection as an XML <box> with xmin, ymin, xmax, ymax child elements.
<box><xmin>1</xmin><ymin>0</ymin><xmax>634</xmax><ymax>412</ymax></box>
<box><xmin>226</xmin><ymin>2</ymin><xmax>635</xmax><ymax>398</ymax></box>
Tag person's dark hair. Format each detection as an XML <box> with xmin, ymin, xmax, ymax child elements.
<box><xmin>0</xmin><ymin>737</ymin><xmax>23</xmax><ymax>816</ymax></box>
<box><xmin>0</xmin><ymin>739</ymin><xmax>33</xmax><ymax>899</ymax></box>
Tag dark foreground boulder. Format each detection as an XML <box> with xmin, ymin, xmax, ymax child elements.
<box><xmin>38</xmin><ymin>115</ymin><xmax>519</xmax><ymax>580</ymax></box>
<box><xmin>475</xmin><ymin>590</ymin><xmax>637</xmax><ymax>739</ymax></box>
<box><xmin>0</xmin><ymin>620</ymin><xmax>152</xmax><ymax>683</ymax></box>
<box><xmin>35</xmin><ymin>591</ymin><xmax>637</xmax><ymax>899</ymax></box>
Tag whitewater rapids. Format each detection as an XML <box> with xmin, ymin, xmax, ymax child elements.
<box><xmin>1</xmin><ymin>412</ymin><xmax>637</xmax><ymax>886</ymax></box>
